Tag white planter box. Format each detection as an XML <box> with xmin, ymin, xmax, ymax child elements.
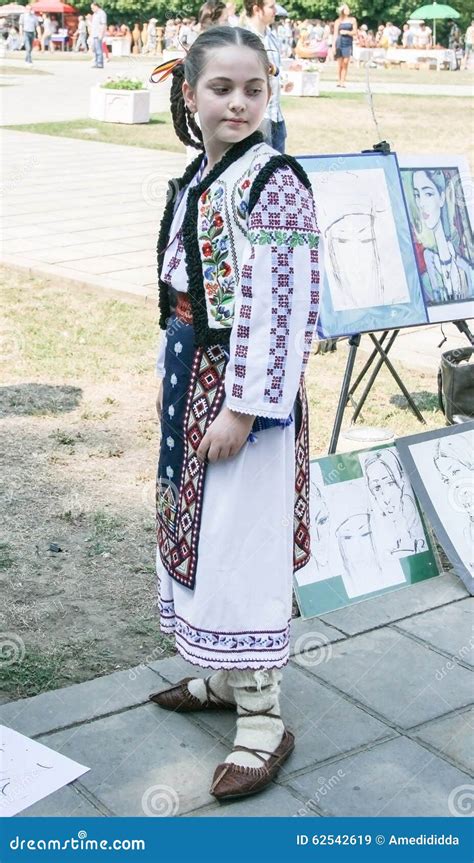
<box><xmin>89</xmin><ymin>86</ymin><xmax>150</xmax><ymax>124</ymax></box>
<box><xmin>282</xmin><ymin>70</ymin><xmax>320</xmax><ymax>97</ymax></box>
<box><xmin>110</xmin><ymin>37</ymin><xmax>131</xmax><ymax>57</ymax></box>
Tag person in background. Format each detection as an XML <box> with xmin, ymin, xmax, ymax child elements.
<box><xmin>402</xmin><ymin>22</ymin><xmax>414</xmax><ymax>48</ymax></box>
<box><xmin>386</xmin><ymin>21</ymin><xmax>401</xmax><ymax>46</ymax></box>
<box><xmin>119</xmin><ymin>22</ymin><xmax>131</xmax><ymax>50</ymax></box>
<box><xmin>244</xmin><ymin>0</ymin><xmax>286</xmax><ymax>153</ymax></box>
<box><xmin>462</xmin><ymin>19</ymin><xmax>474</xmax><ymax>69</ymax></box>
<box><xmin>357</xmin><ymin>23</ymin><xmax>368</xmax><ymax>46</ymax></box>
<box><xmin>42</xmin><ymin>13</ymin><xmax>53</xmax><ymax>51</ymax></box>
<box><xmin>333</xmin><ymin>3</ymin><xmax>357</xmax><ymax>86</ymax></box>
<box><xmin>226</xmin><ymin>1</ymin><xmax>240</xmax><ymax>26</ymax></box>
<box><xmin>90</xmin><ymin>1</ymin><xmax>106</xmax><ymax>67</ymax></box>
<box><xmin>6</xmin><ymin>25</ymin><xmax>20</xmax><ymax>50</ymax></box>
<box><xmin>145</xmin><ymin>18</ymin><xmax>157</xmax><ymax>54</ymax></box>
<box><xmin>0</xmin><ymin>18</ymin><xmax>9</xmax><ymax>42</ymax></box>
<box><xmin>415</xmin><ymin>21</ymin><xmax>432</xmax><ymax>49</ymax></box>
<box><xmin>73</xmin><ymin>15</ymin><xmax>88</xmax><ymax>51</ymax></box>
<box><xmin>198</xmin><ymin>0</ymin><xmax>229</xmax><ymax>32</ymax></box>
<box><xmin>19</xmin><ymin>4</ymin><xmax>38</xmax><ymax>64</ymax></box>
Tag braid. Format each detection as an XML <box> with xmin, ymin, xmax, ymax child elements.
<box><xmin>170</xmin><ymin>66</ymin><xmax>204</xmax><ymax>151</ymax></box>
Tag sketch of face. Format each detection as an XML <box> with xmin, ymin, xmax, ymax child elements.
<box><xmin>436</xmin><ymin>453</ymin><xmax>464</xmax><ymax>484</ymax></box>
<box><xmin>366</xmin><ymin>459</ymin><xmax>403</xmax><ymax>517</ymax></box>
<box><xmin>452</xmin><ymin>478</ymin><xmax>474</xmax><ymax>521</ymax></box>
<box><xmin>436</xmin><ymin>451</ymin><xmax>474</xmax><ymax>518</ymax></box>
<box><xmin>336</xmin><ymin>512</ymin><xmax>382</xmax><ymax>595</ymax></box>
<box><xmin>413</xmin><ymin>170</ymin><xmax>445</xmax><ymax>232</ymax></box>
<box><xmin>326</xmin><ymin>211</ymin><xmax>383</xmax><ymax>308</ymax></box>
<box><xmin>313</xmin><ymin>486</ymin><xmax>330</xmax><ymax>567</ymax></box>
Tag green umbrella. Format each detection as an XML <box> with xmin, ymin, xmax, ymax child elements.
<box><xmin>410</xmin><ymin>3</ymin><xmax>460</xmax><ymax>45</ymax></box>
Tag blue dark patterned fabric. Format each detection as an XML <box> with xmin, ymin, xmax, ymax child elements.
<box><xmin>158</xmin><ymin>315</ymin><xmax>293</xmax><ymax>491</ymax></box>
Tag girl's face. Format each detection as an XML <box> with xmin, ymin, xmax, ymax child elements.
<box><xmin>413</xmin><ymin>170</ymin><xmax>445</xmax><ymax>231</ymax></box>
<box><xmin>183</xmin><ymin>45</ymin><xmax>270</xmax><ymax>163</ymax></box>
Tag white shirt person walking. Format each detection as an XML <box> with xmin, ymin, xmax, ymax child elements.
<box><xmin>90</xmin><ymin>1</ymin><xmax>106</xmax><ymax>68</ymax></box>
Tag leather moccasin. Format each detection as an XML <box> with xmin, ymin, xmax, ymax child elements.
<box><xmin>149</xmin><ymin>676</ymin><xmax>235</xmax><ymax>712</ymax></box>
<box><xmin>209</xmin><ymin>728</ymin><xmax>295</xmax><ymax>801</ymax></box>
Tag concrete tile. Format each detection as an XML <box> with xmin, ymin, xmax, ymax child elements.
<box><xmin>288</xmin><ymin>736</ymin><xmax>473</xmax><ymax>817</ymax></box>
<box><xmin>189</xmin><ymin>784</ymin><xmax>314</xmax><ymax>817</ymax></box>
<box><xmin>38</xmin><ymin>704</ymin><xmax>228</xmax><ymax>816</ymax></box>
<box><xmin>98</xmin><ymin>251</ymin><xmax>157</xmax><ymax>268</ymax></box>
<box><xmin>62</xmin><ymin>255</ymin><xmax>141</xmax><ymax>275</ymax></box>
<box><xmin>290</xmin><ymin>616</ymin><xmax>347</xmax><ymax>656</ymax></box>
<box><xmin>294</xmin><ymin>628</ymin><xmax>473</xmax><ymax>728</ymax></box>
<box><xmin>18</xmin><ymin>785</ymin><xmax>103</xmax><ymax>818</ymax></box>
<box><xmin>412</xmin><ymin>707</ymin><xmax>474</xmax><ymax>773</ymax></box>
<box><xmin>3</xmin><ymin>234</ymin><xmax>81</xmax><ymax>253</ymax></box>
<box><xmin>0</xmin><ymin>664</ymin><xmax>163</xmax><ymax>737</ymax></box>
<box><xmin>395</xmin><ymin>599</ymin><xmax>474</xmax><ymax>667</ymax></box>
<box><xmin>29</xmin><ymin>243</ymin><xmax>148</xmax><ymax>264</ymax></box>
<box><xmin>319</xmin><ymin>573</ymin><xmax>469</xmax><ymax>636</ymax></box>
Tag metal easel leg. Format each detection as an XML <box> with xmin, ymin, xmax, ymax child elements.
<box><xmin>351</xmin><ymin>330</ymin><xmax>398</xmax><ymax>423</ymax></box>
<box><xmin>369</xmin><ymin>333</ymin><xmax>426</xmax><ymax>424</ymax></box>
<box><xmin>328</xmin><ymin>334</ymin><xmax>361</xmax><ymax>454</ymax></box>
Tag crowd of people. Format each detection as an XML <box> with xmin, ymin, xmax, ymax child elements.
<box><xmin>2</xmin><ymin>1</ymin><xmax>473</xmax><ymax>74</ymax></box>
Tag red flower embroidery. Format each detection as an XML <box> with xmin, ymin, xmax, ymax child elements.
<box><xmin>202</xmin><ymin>242</ymin><xmax>213</xmax><ymax>258</ymax></box>
<box><xmin>205</xmin><ymin>282</ymin><xmax>218</xmax><ymax>297</ymax></box>
<box><xmin>242</xmin><ymin>179</ymin><xmax>251</xmax><ymax>189</ymax></box>
<box><xmin>213</xmin><ymin>214</ymin><xmax>224</xmax><ymax>227</ymax></box>
<box><xmin>221</xmin><ymin>262</ymin><xmax>232</xmax><ymax>277</ymax></box>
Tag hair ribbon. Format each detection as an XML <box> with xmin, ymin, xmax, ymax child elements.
<box><xmin>150</xmin><ymin>57</ymin><xmax>185</xmax><ymax>84</ymax></box>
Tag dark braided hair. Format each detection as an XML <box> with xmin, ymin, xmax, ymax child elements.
<box><xmin>170</xmin><ymin>25</ymin><xmax>271</xmax><ymax>151</ymax></box>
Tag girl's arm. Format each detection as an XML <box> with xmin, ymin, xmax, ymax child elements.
<box><xmin>198</xmin><ymin>165</ymin><xmax>320</xmax><ymax>463</ymax></box>
<box><xmin>156</xmin><ymin>331</ymin><xmax>167</xmax><ymax>419</ymax></box>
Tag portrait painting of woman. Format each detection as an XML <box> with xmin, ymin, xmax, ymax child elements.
<box><xmin>400</xmin><ymin>157</ymin><xmax>474</xmax><ymax>323</ymax></box>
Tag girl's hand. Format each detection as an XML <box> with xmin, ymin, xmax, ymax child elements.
<box><xmin>197</xmin><ymin>407</ymin><xmax>255</xmax><ymax>464</ymax></box>
<box><xmin>156</xmin><ymin>381</ymin><xmax>163</xmax><ymax>421</ymax></box>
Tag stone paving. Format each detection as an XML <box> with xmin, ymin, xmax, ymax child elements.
<box><xmin>0</xmin><ymin>573</ymin><xmax>471</xmax><ymax>818</ymax></box>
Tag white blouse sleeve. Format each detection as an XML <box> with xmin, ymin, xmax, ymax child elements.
<box><xmin>225</xmin><ymin>166</ymin><xmax>320</xmax><ymax>418</ymax></box>
<box><xmin>156</xmin><ymin>331</ymin><xmax>168</xmax><ymax>379</ymax></box>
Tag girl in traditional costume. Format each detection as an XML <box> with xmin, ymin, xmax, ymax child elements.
<box><xmin>149</xmin><ymin>25</ymin><xmax>320</xmax><ymax>801</ymax></box>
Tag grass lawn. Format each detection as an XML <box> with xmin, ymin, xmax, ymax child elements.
<box><xmin>7</xmin><ymin>92</ymin><xmax>473</xmax><ymax>170</ymax></box>
<box><xmin>0</xmin><ymin>266</ymin><xmax>447</xmax><ymax>700</ymax></box>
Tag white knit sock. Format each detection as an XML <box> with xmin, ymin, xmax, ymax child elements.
<box><xmin>186</xmin><ymin>671</ymin><xmax>234</xmax><ymax>704</ymax></box>
<box><xmin>225</xmin><ymin>669</ymin><xmax>284</xmax><ymax>768</ymax></box>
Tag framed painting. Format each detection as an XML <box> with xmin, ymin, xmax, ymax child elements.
<box><xmin>297</xmin><ymin>152</ymin><xmax>428</xmax><ymax>339</ymax></box>
<box><xmin>396</xmin><ymin>422</ymin><xmax>474</xmax><ymax>594</ymax></box>
<box><xmin>398</xmin><ymin>155</ymin><xmax>474</xmax><ymax>324</ymax></box>
<box><xmin>294</xmin><ymin>445</ymin><xmax>439</xmax><ymax>619</ymax></box>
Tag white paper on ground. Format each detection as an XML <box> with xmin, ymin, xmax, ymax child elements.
<box><xmin>0</xmin><ymin>725</ymin><xmax>90</xmax><ymax>817</ymax></box>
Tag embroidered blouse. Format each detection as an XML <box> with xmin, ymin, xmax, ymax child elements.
<box><xmin>158</xmin><ymin>164</ymin><xmax>320</xmax><ymax>420</ymax></box>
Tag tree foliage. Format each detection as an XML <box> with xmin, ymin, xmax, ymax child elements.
<box><xmin>74</xmin><ymin>0</ymin><xmax>471</xmax><ymax>32</ymax></box>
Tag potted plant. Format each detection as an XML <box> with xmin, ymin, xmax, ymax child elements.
<box><xmin>89</xmin><ymin>76</ymin><xmax>150</xmax><ymax>124</ymax></box>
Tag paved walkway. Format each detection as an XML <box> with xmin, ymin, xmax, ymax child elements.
<box><xmin>1</xmin><ymin>574</ymin><xmax>471</xmax><ymax>817</ymax></box>
<box><xmin>1</xmin><ymin>129</ymin><xmax>469</xmax><ymax>366</ymax></box>
<box><xmin>1</xmin><ymin>130</ymin><xmax>184</xmax><ymax>300</ymax></box>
